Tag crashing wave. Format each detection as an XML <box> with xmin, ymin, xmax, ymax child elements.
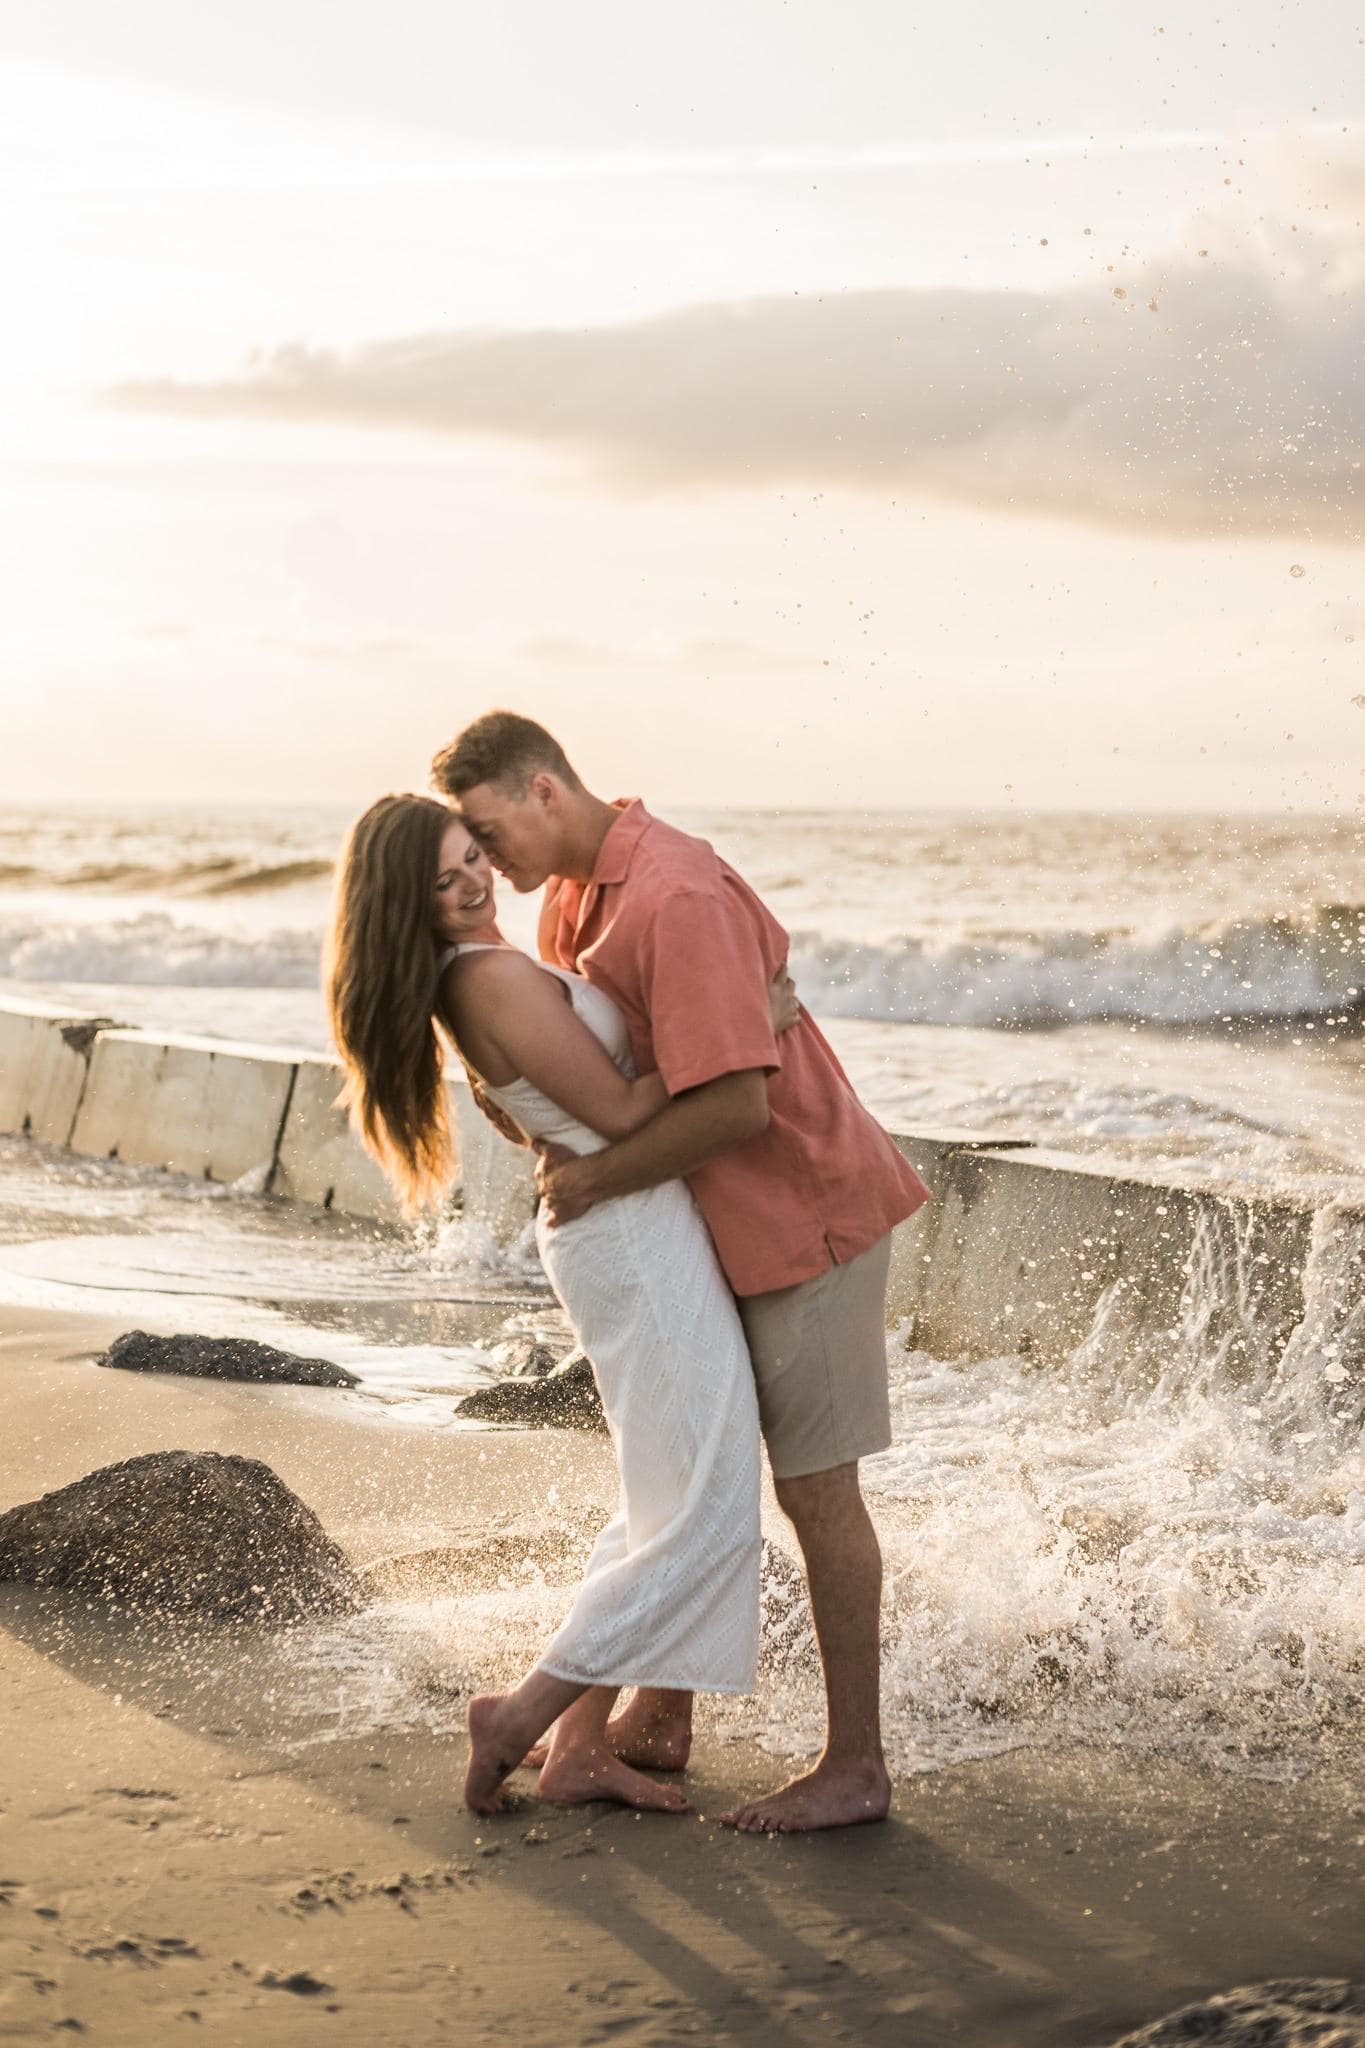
<box><xmin>0</xmin><ymin>855</ymin><xmax>333</xmax><ymax>895</ymax></box>
<box><xmin>1</xmin><ymin>901</ymin><xmax>1362</xmax><ymax>1027</ymax></box>
<box><xmin>787</xmin><ymin>903</ymin><xmax>1365</xmax><ymax>1028</ymax></box>
<box><xmin>0</xmin><ymin>912</ymin><xmax>322</xmax><ymax>988</ymax></box>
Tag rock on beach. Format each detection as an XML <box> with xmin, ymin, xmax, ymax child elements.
<box><xmin>454</xmin><ymin>1350</ymin><xmax>603</xmax><ymax>1429</ymax></box>
<box><xmin>1103</xmin><ymin>1978</ymin><xmax>1365</xmax><ymax>2046</ymax></box>
<box><xmin>0</xmin><ymin>1451</ymin><xmax>365</xmax><ymax>1621</ymax></box>
<box><xmin>99</xmin><ymin>1330</ymin><xmax>360</xmax><ymax>1388</ymax></box>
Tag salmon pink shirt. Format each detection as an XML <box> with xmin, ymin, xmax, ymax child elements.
<box><xmin>544</xmin><ymin>801</ymin><xmax>931</xmax><ymax>1299</ymax></box>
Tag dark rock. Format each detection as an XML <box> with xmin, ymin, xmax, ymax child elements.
<box><xmin>454</xmin><ymin>1350</ymin><xmax>603</xmax><ymax>1430</ymax></box>
<box><xmin>99</xmin><ymin>1330</ymin><xmax>359</xmax><ymax>1390</ymax></box>
<box><xmin>493</xmin><ymin>1336</ymin><xmax>566</xmax><ymax>1380</ymax></box>
<box><xmin>1103</xmin><ymin>1979</ymin><xmax>1365</xmax><ymax>2046</ymax></box>
<box><xmin>0</xmin><ymin>1451</ymin><xmax>365</xmax><ymax>1621</ymax></box>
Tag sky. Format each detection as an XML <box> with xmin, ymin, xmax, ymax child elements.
<box><xmin>1</xmin><ymin>1</ymin><xmax>1361</xmax><ymax>811</ymax></box>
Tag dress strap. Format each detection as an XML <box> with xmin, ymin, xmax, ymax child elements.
<box><xmin>439</xmin><ymin>941</ymin><xmax>506</xmax><ymax>971</ymax></box>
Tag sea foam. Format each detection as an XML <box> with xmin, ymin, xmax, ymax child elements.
<box><xmin>787</xmin><ymin>903</ymin><xmax>1365</xmax><ymax>1028</ymax></box>
<box><xmin>2</xmin><ymin>900</ymin><xmax>1361</xmax><ymax>1028</ymax></box>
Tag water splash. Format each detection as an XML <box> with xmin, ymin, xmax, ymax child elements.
<box><xmin>402</xmin><ymin>1216</ymin><xmax>546</xmax><ymax>1288</ymax></box>
<box><xmin>266</xmin><ymin>1193</ymin><xmax>1365</xmax><ymax>1781</ymax></box>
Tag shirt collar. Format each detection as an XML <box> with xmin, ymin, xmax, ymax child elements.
<box><xmin>591</xmin><ymin>798</ymin><xmax>651</xmax><ymax>885</ymax></box>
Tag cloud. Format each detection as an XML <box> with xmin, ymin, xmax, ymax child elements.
<box><xmin>108</xmin><ymin>128</ymin><xmax>1364</xmax><ymax>541</ymax></box>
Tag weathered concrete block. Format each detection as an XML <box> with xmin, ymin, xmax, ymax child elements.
<box><xmin>69</xmin><ymin>1029</ymin><xmax>297</xmax><ymax>1185</ymax></box>
<box><xmin>907</xmin><ymin>1144</ymin><xmax>1314</xmax><ymax>1373</ymax></box>
<box><xmin>451</xmin><ymin>1075</ymin><xmax>537</xmax><ymax>1243</ymax></box>
<box><xmin>885</xmin><ymin>1130</ymin><xmax>1034</xmax><ymax>1325</ymax></box>
<box><xmin>0</xmin><ymin>999</ymin><xmax>108</xmax><ymax>1145</ymax></box>
<box><xmin>272</xmin><ymin>1056</ymin><xmax>406</xmax><ymax>1222</ymax></box>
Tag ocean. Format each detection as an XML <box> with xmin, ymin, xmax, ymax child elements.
<box><xmin>1</xmin><ymin>799</ymin><xmax>1363</xmax><ymax>1778</ymax></box>
<box><xmin>3</xmin><ymin>800</ymin><xmax>1363</xmax><ymax>1199</ymax></box>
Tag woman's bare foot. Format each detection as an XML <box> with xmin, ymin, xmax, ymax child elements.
<box><xmin>464</xmin><ymin>1694</ymin><xmax>530</xmax><ymax>1814</ymax></box>
<box><xmin>538</xmin><ymin>1742</ymin><xmax>690</xmax><ymax>1812</ymax></box>
<box><xmin>720</xmin><ymin>1759</ymin><xmax>891</xmax><ymax>1834</ymax></box>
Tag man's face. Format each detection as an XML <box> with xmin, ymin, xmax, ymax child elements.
<box><xmin>457</xmin><ymin>776</ymin><xmax>563</xmax><ymax>893</ymax></box>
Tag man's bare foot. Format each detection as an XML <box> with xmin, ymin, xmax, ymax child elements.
<box><xmin>538</xmin><ymin>1742</ymin><xmax>690</xmax><ymax>1812</ymax></box>
<box><xmin>464</xmin><ymin>1694</ymin><xmax>528</xmax><ymax>1814</ymax></box>
<box><xmin>601</xmin><ymin>1698</ymin><xmax>693</xmax><ymax>1771</ymax></box>
<box><xmin>720</xmin><ymin>1760</ymin><xmax>891</xmax><ymax>1834</ymax></box>
<box><xmin>521</xmin><ymin>1702</ymin><xmax>692</xmax><ymax>1774</ymax></box>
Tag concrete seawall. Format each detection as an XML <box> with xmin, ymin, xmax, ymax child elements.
<box><xmin>0</xmin><ymin>999</ymin><xmax>534</xmax><ymax>1229</ymax></box>
<box><xmin>1</xmin><ymin>1000</ymin><xmax>1354</xmax><ymax>1378</ymax></box>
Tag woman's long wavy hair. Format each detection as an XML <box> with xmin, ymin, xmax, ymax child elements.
<box><xmin>325</xmin><ymin>793</ymin><xmax>460</xmax><ymax>1215</ymax></box>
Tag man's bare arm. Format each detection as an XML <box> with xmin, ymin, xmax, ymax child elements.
<box><xmin>537</xmin><ymin>1069</ymin><xmax>769</xmax><ymax>1224</ymax></box>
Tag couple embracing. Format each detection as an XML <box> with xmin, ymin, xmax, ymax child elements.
<box><xmin>326</xmin><ymin>712</ymin><xmax>930</xmax><ymax>1834</ymax></box>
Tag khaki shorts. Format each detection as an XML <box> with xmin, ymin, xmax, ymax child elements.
<box><xmin>737</xmin><ymin>1232</ymin><xmax>893</xmax><ymax>1480</ymax></box>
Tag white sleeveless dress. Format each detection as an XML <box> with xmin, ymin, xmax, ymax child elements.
<box><xmin>445</xmin><ymin>944</ymin><xmax>761</xmax><ymax>1694</ymax></box>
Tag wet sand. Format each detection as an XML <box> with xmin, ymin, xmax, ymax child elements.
<box><xmin>2</xmin><ymin>1305</ymin><xmax>1362</xmax><ymax>2047</ymax></box>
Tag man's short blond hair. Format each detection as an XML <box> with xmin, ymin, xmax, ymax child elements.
<box><xmin>430</xmin><ymin>711</ymin><xmax>581</xmax><ymax>798</ymax></box>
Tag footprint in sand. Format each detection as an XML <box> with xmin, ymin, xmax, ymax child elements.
<box><xmin>258</xmin><ymin>1969</ymin><xmax>333</xmax><ymax>1996</ymax></box>
<box><xmin>73</xmin><ymin>1933</ymin><xmax>201</xmax><ymax>1967</ymax></box>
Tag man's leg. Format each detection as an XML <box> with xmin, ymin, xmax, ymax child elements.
<box><xmin>718</xmin><ymin>1233</ymin><xmax>894</xmax><ymax>1831</ymax></box>
<box><xmin>720</xmin><ymin>1460</ymin><xmax>890</xmax><ymax>1832</ymax></box>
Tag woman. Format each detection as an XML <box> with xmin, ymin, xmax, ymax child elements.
<box><xmin>326</xmin><ymin>793</ymin><xmax>798</xmax><ymax>1816</ymax></box>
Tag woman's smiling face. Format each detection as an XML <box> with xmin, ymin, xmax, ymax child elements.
<box><xmin>432</xmin><ymin>815</ymin><xmax>496</xmax><ymax>942</ymax></box>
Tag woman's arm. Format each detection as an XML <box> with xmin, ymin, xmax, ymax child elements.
<box><xmin>450</xmin><ymin>953</ymin><xmax>799</xmax><ymax>1149</ymax></box>
<box><xmin>458</xmin><ymin>952</ymin><xmax>669</xmax><ymax>1142</ymax></box>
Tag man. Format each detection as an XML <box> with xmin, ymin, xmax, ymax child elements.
<box><xmin>431</xmin><ymin>712</ymin><xmax>931</xmax><ymax>1833</ymax></box>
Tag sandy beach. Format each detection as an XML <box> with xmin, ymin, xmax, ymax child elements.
<box><xmin>2</xmin><ymin>1296</ymin><xmax>1362</xmax><ymax>2048</ymax></box>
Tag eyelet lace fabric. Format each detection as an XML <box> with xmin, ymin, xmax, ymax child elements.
<box><xmin>454</xmin><ymin>946</ymin><xmax>761</xmax><ymax>1692</ymax></box>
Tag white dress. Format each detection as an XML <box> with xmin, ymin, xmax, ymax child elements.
<box><xmin>446</xmin><ymin>944</ymin><xmax>761</xmax><ymax>1694</ymax></box>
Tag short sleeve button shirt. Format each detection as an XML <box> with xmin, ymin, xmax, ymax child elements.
<box><xmin>546</xmin><ymin>802</ymin><xmax>931</xmax><ymax>1299</ymax></box>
